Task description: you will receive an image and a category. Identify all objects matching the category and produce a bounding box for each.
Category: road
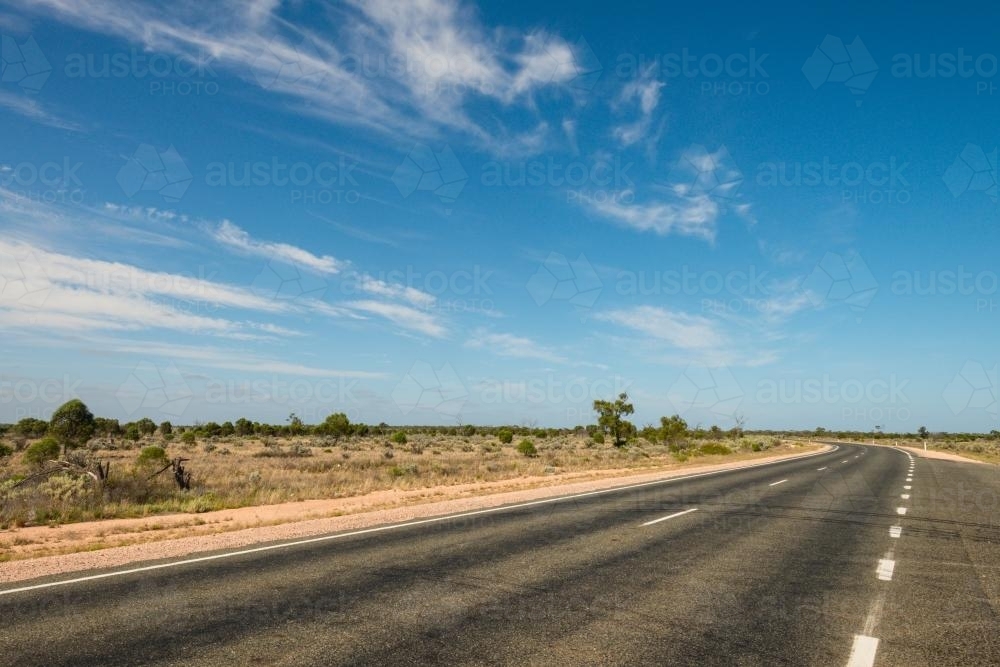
[3,443,999,666]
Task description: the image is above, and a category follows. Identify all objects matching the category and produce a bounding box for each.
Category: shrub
[180,431,197,445]
[137,446,168,466]
[391,431,408,445]
[699,443,732,456]
[497,429,513,444]
[0,442,12,458]
[24,437,61,466]
[124,425,141,442]
[591,432,605,445]
[517,439,538,457]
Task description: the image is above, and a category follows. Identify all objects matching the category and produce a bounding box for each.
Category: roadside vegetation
[0,394,815,528]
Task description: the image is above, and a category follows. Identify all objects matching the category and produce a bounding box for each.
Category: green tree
[287,413,306,437]
[124,424,141,442]
[318,412,352,439]
[159,421,173,436]
[220,421,235,437]
[136,417,157,436]
[592,392,635,448]
[391,431,408,445]
[94,417,122,439]
[48,399,96,455]
[497,428,513,444]
[917,426,929,439]
[24,437,61,465]
[14,417,49,438]
[659,415,689,445]
[234,418,253,437]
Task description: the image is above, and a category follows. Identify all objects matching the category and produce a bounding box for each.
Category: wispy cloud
[595,305,779,368]
[465,329,567,363]
[210,220,346,275]
[346,299,447,338]
[0,90,81,131]
[23,0,586,154]
[611,68,664,149]
[584,188,719,241]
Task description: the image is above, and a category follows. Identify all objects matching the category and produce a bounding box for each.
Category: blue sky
[0,0,997,432]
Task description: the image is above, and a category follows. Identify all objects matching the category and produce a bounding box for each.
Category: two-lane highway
[3,443,999,666]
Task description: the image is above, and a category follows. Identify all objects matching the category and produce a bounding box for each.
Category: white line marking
[906,477,912,482]
[903,485,911,490]
[897,507,907,515]
[0,445,836,597]
[817,467,828,471]
[769,479,788,486]
[901,494,910,500]
[889,526,902,538]
[641,507,699,526]
[877,559,896,581]
[846,634,880,667]
[843,459,849,463]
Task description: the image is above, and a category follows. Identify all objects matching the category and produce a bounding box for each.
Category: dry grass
[0,432,793,529]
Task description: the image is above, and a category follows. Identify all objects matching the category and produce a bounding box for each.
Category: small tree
[14,417,49,438]
[318,412,352,440]
[24,437,61,466]
[917,426,929,439]
[48,399,96,455]
[234,418,254,437]
[659,415,689,445]
[497,428,514,444]
[159,421,173,436]
[136,418,157,437]
[391,431,408,445]
[592,392,635,448]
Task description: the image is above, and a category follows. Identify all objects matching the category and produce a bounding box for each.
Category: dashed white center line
[846,634,880,667]
[904,485,911,490]
[877,558,896,581]
[901,494,910,500]
[906,477,913,482]
[817,466,828,471]
[768,479,788,487]
[842,459,849,463]
[889,526,902,538]
[641,507,698,527]
[897,507,908,515]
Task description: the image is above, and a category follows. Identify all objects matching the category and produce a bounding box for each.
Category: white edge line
[0,445,834,596]
[641,507,699,527]
[847,634,879,667]
[768,479,788,487]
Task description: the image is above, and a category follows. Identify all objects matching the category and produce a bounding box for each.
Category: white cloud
[585,190,719,241]
[611,69,664,148]
[596,306,725,350]
[210,220,346,275]
[465,329,567,363]
[0,90,81,131]
[346,299,447,338]
[24,0,585,154]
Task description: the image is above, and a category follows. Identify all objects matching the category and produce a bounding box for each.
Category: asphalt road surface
[3,443,999,666]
